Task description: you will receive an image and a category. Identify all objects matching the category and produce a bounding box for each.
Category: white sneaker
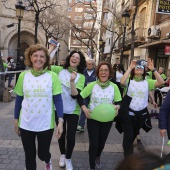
[45,159,52,170]
[65,159,73,170]
[59,154,66,168]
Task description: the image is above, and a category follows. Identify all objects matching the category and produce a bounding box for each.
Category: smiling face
[69,53,80,69]
[30,50,46,71]
[99,65,110,83]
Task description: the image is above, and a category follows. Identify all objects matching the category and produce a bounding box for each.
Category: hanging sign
[164,45,170,55]
[156,0,170,14]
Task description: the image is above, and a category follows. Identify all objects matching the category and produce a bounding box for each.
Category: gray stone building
[0,0,69,64]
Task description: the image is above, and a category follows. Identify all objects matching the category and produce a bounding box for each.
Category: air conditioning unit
[166,32,170,37]
[148,25,161,37]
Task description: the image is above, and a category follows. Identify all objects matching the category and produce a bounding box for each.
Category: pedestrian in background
[14,44,64,170]
[120,59,164,157]
[77,58,96,132]
[81,62,122,170]
[154,67,168,107]
[111,63,125,97]
[7,58,15,88]
[16,56,26,84]
[60,59,66,67]
[50,45,86,170]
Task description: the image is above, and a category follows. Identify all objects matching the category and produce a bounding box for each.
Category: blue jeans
[78,98,89,127]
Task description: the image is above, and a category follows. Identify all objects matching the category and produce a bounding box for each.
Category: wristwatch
[152,68,157,73]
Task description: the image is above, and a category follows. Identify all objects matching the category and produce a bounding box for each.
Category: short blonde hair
[24,44,50,69]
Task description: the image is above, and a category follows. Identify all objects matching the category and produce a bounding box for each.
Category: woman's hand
[56,122,63,139]
[160,129,166,137]
[147,58,154,71]
[70,71,77,83]
[14,119,20,137]
[129,60,137,69]
[81,105,91,119]
[48,44,56,54]
[114,105,120,116]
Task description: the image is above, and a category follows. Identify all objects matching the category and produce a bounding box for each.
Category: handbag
[142,110,152,132]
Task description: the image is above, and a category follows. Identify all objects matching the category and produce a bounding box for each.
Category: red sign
[164,45,170,55]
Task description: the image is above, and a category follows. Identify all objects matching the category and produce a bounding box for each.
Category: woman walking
[120,59,164,157]
[14,44,64,170]
[81,62,122,170]
[50,47,86,170]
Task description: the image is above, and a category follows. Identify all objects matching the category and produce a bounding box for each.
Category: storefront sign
[164,45,170,55]
[156,0,170,14]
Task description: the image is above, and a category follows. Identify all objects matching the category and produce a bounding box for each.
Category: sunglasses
[135,65,144,69]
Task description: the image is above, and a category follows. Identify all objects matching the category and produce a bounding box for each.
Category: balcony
[118,27,146,48]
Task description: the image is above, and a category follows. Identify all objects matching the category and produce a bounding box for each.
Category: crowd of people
[7,42,170,170]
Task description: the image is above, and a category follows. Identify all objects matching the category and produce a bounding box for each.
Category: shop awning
[139,39,170,48]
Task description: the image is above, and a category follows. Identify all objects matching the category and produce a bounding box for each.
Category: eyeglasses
[135,65,144,70]
[99,69,109,72]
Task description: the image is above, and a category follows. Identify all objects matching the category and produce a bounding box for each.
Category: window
[85,0,95,2]
[76,0,84,3]
[74,16,83,20]
[84,13,93,19]
[68,0,72,3]
[75,8,83,12]
[104,13,108,20]
[68,7,72,11]
[86,8,93,12]
[83,22,93,28]
[75,24,82,28]
[73,40,81,45]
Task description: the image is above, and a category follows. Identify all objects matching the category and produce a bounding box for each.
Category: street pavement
[0,79,170,169]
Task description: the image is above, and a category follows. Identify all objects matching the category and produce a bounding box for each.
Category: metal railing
[118,27,147,47]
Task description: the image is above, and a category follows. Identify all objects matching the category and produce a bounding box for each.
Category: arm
[147,58,164,88]
[120,60,137,86]
[159,90,170,137]
[70,71,78,96]
[14,95,23,137]
[53,94,63,139]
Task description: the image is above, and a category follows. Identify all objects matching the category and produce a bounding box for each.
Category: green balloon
[90,103,116,122]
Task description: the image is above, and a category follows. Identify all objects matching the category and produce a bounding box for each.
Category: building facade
[0,0,68,64]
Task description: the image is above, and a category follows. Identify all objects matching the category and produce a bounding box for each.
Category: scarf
[133,76,143,82]
[97,79,110,89]
[68,66,77,73]
[31,68,47,77]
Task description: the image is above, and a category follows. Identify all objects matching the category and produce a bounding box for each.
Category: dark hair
[63,50,86,74]
[130,67,146,80]
[115,151,169,170]
[95,62,113,79]
[24,44,50,69]
[113,64,125,74]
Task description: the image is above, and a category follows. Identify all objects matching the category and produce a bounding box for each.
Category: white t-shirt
[81,82,122,111]
[51,66,85,115]
[14,70,62,132]
[116,71,123,82]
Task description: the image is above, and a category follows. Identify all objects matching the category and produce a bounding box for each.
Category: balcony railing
[118,27,147,48]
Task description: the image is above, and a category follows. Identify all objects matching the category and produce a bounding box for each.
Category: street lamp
[15,0,25,62]
[120,10,130,64]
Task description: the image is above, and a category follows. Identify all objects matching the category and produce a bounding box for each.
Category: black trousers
[154,89,162,105]
[87,119,113,169]
[20,128,54,170]
[56,114,79,159]
[122,114,147,157]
